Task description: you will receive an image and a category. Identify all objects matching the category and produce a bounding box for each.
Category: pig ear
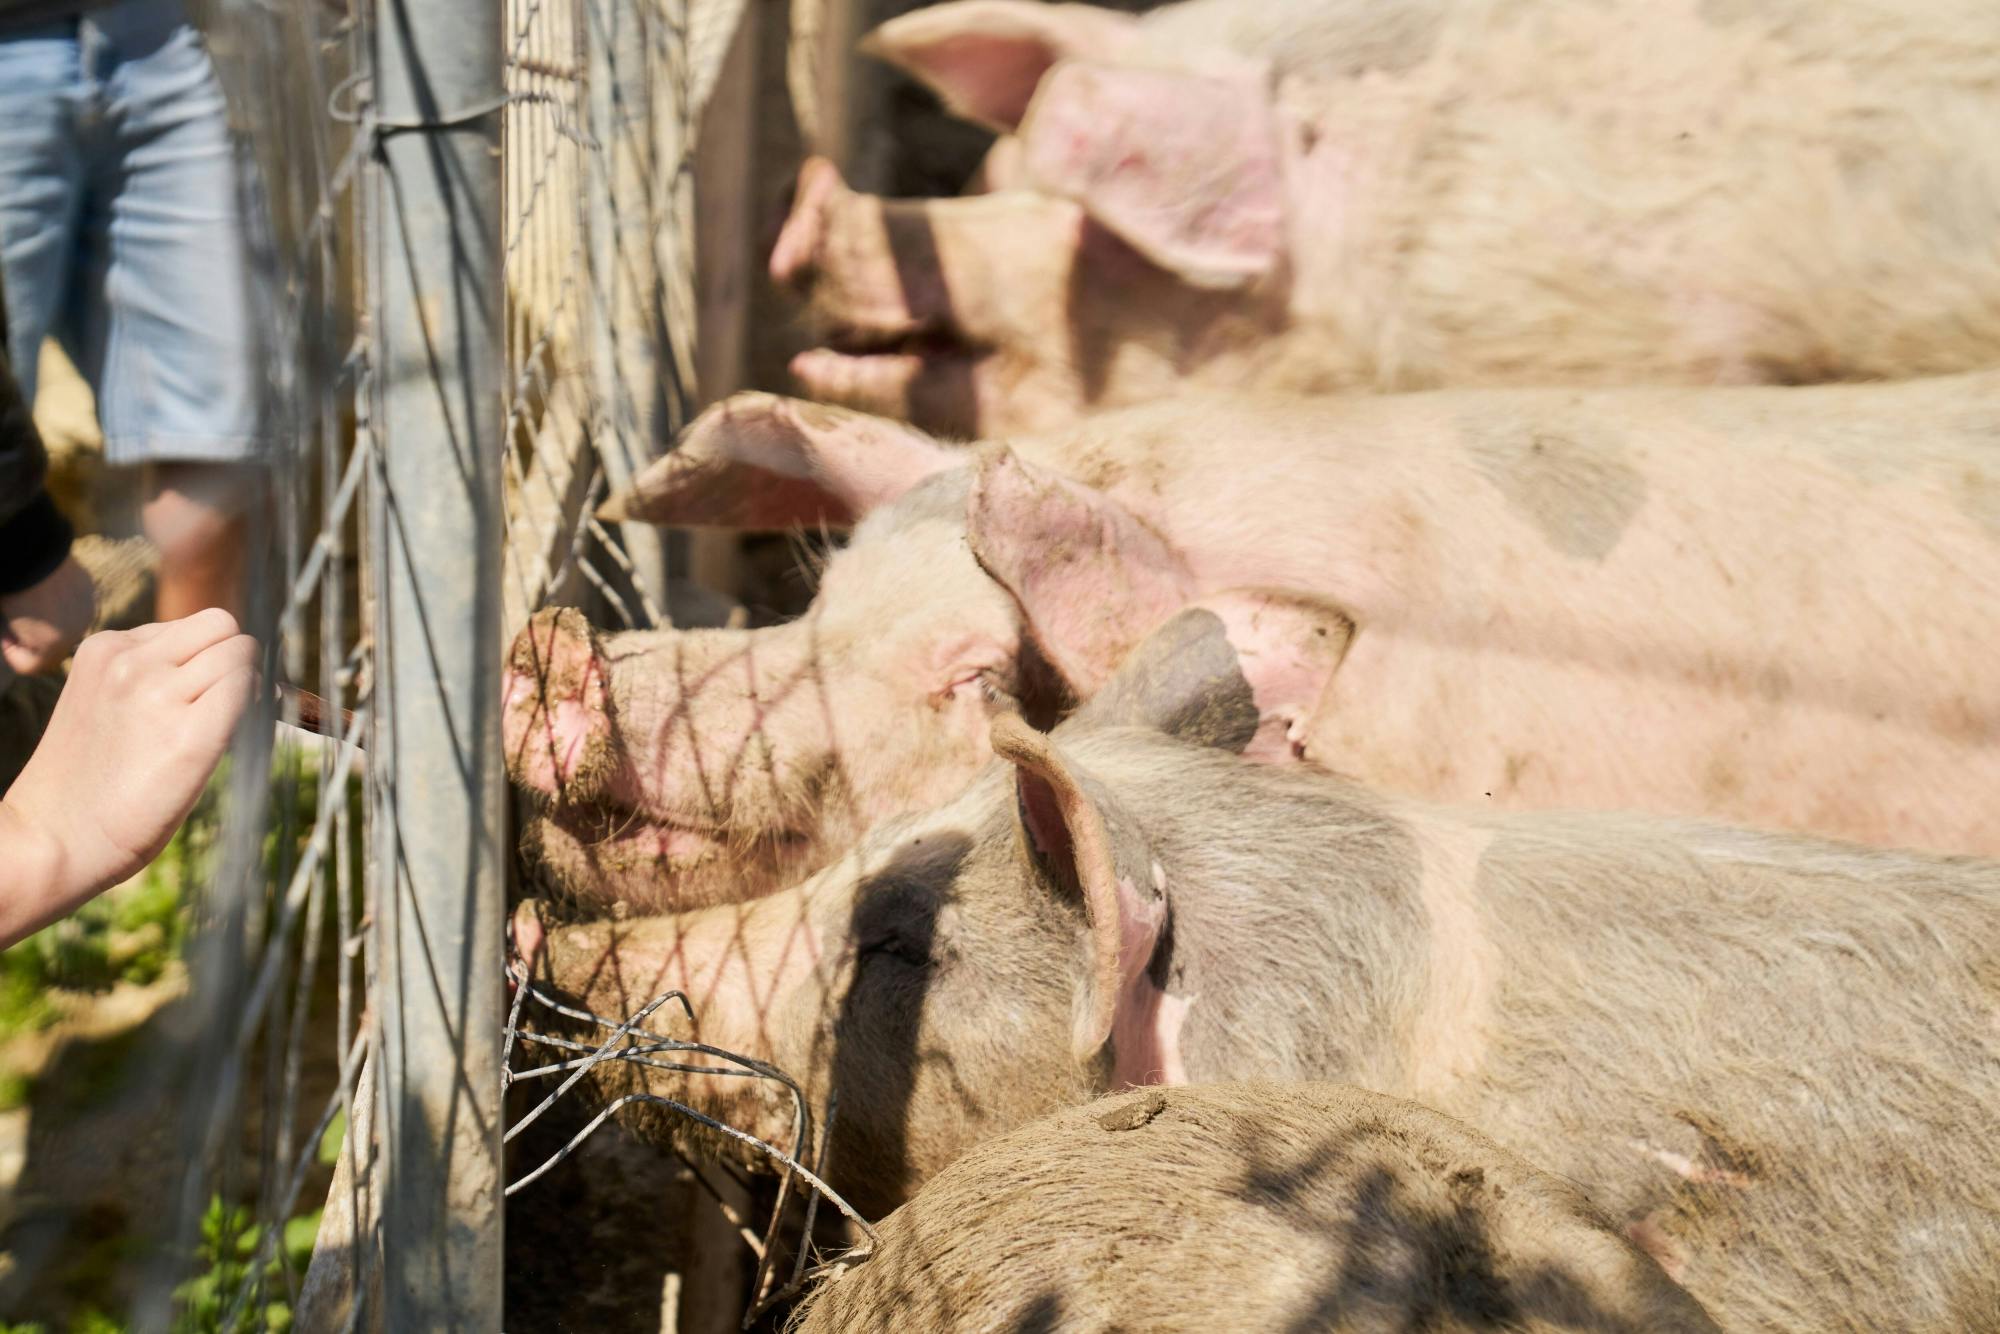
[1068,592,1351,764]
[1020,62,1284,288]
[598,392,957,530]
[966,446,1196,693]
[861,2,1142,134]
[991,713,1165,1064]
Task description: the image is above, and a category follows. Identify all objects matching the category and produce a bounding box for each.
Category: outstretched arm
[0,608,256,948]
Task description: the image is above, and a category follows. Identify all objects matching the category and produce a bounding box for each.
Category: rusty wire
[502,964,878,1324]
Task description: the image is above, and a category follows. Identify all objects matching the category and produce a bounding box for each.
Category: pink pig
[512,631,2000,1328]
[503,375,2000,913]
[775,0,2000,434]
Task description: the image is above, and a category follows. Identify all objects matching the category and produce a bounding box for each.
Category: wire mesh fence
[0,0,772,1328]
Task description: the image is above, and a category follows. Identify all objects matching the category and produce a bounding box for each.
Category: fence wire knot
[503,963,877,1325]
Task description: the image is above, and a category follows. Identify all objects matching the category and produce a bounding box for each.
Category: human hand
[1,554,96,676]
[2,609,257,913]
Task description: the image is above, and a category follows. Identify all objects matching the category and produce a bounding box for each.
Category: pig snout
[504,613,857,914]
[770,155,843,289]
[503,606,612,804]
[769,156,942,340]
[772,154,1101,433]
[769,157,955,425]
[523,894,835,1163]
[509,899,547,977]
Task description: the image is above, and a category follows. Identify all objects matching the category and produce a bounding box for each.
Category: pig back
[793,1081,1718,1333]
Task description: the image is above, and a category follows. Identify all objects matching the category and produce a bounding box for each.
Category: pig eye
[857,931,930,969]
[942,668,1014,710]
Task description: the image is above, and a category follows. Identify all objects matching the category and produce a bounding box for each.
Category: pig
[791,1082,1721,1333]
[775,0,2000,434]
[513,610,2000,1331]
[503,375,2000,911]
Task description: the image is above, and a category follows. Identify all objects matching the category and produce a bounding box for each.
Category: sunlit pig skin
[517,681,2000,1331]
[777,0,2000,434]
[790,1083,1723,1334]
[507,373,2000,917]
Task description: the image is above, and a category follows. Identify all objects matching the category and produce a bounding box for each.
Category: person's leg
[81,1,269,620]
[142,460,260,621]
[0,21,89,412]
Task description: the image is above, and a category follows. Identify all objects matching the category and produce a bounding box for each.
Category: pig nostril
[770,206,821,287]
[510,904,547,971]
[770,156,843,287]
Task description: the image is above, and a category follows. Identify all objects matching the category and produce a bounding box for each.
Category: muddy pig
[777,0,2000,434]
[503,375,2000,911]
[514,612,2000,1331]
[793,1082,1719,1334]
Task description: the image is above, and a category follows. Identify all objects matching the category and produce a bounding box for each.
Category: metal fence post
[589,0,675,617]
[368,0,507,1327]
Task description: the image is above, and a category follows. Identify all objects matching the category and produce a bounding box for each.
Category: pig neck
[1117,741,2000,1326]
[1111,729,2000,1109]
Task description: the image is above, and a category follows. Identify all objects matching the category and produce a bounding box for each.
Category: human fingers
[174,632,260,703]
[137,607,243,666]
[186,661,258,754]
[0,634,47,677]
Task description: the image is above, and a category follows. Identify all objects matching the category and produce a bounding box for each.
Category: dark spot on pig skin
[1695,0,1751,26]
[1464,422,1648,562]
[1754,662,1792,704]
[1702,754,1745,805]
[1096,1089,1168,1132]
[1674,1109,1767,1184]
[1010,1293,1066,1334]
[1068,608,1260,752]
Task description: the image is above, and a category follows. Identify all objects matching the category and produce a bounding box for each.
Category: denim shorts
[0,0,266,465]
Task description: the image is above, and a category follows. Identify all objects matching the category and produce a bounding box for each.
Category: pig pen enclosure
[0,0,1076,1328]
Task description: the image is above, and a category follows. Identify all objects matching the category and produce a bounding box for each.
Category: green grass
[0,786,215,1045]
[168,1195,324,1334]
[0,743,364,1332]
[166,1115,345,1333]
[0,740,360,1044]
[0,1193,328,1334]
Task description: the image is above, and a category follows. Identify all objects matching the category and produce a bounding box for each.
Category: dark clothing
[0,2,115,34]
[0,275,71,597]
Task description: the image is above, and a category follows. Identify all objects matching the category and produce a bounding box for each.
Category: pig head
[503,394,1027,911]
[776,0,2000,434]
[503,392,1341,912]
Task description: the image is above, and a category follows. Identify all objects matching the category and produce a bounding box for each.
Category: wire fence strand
[0,0,758,1327]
